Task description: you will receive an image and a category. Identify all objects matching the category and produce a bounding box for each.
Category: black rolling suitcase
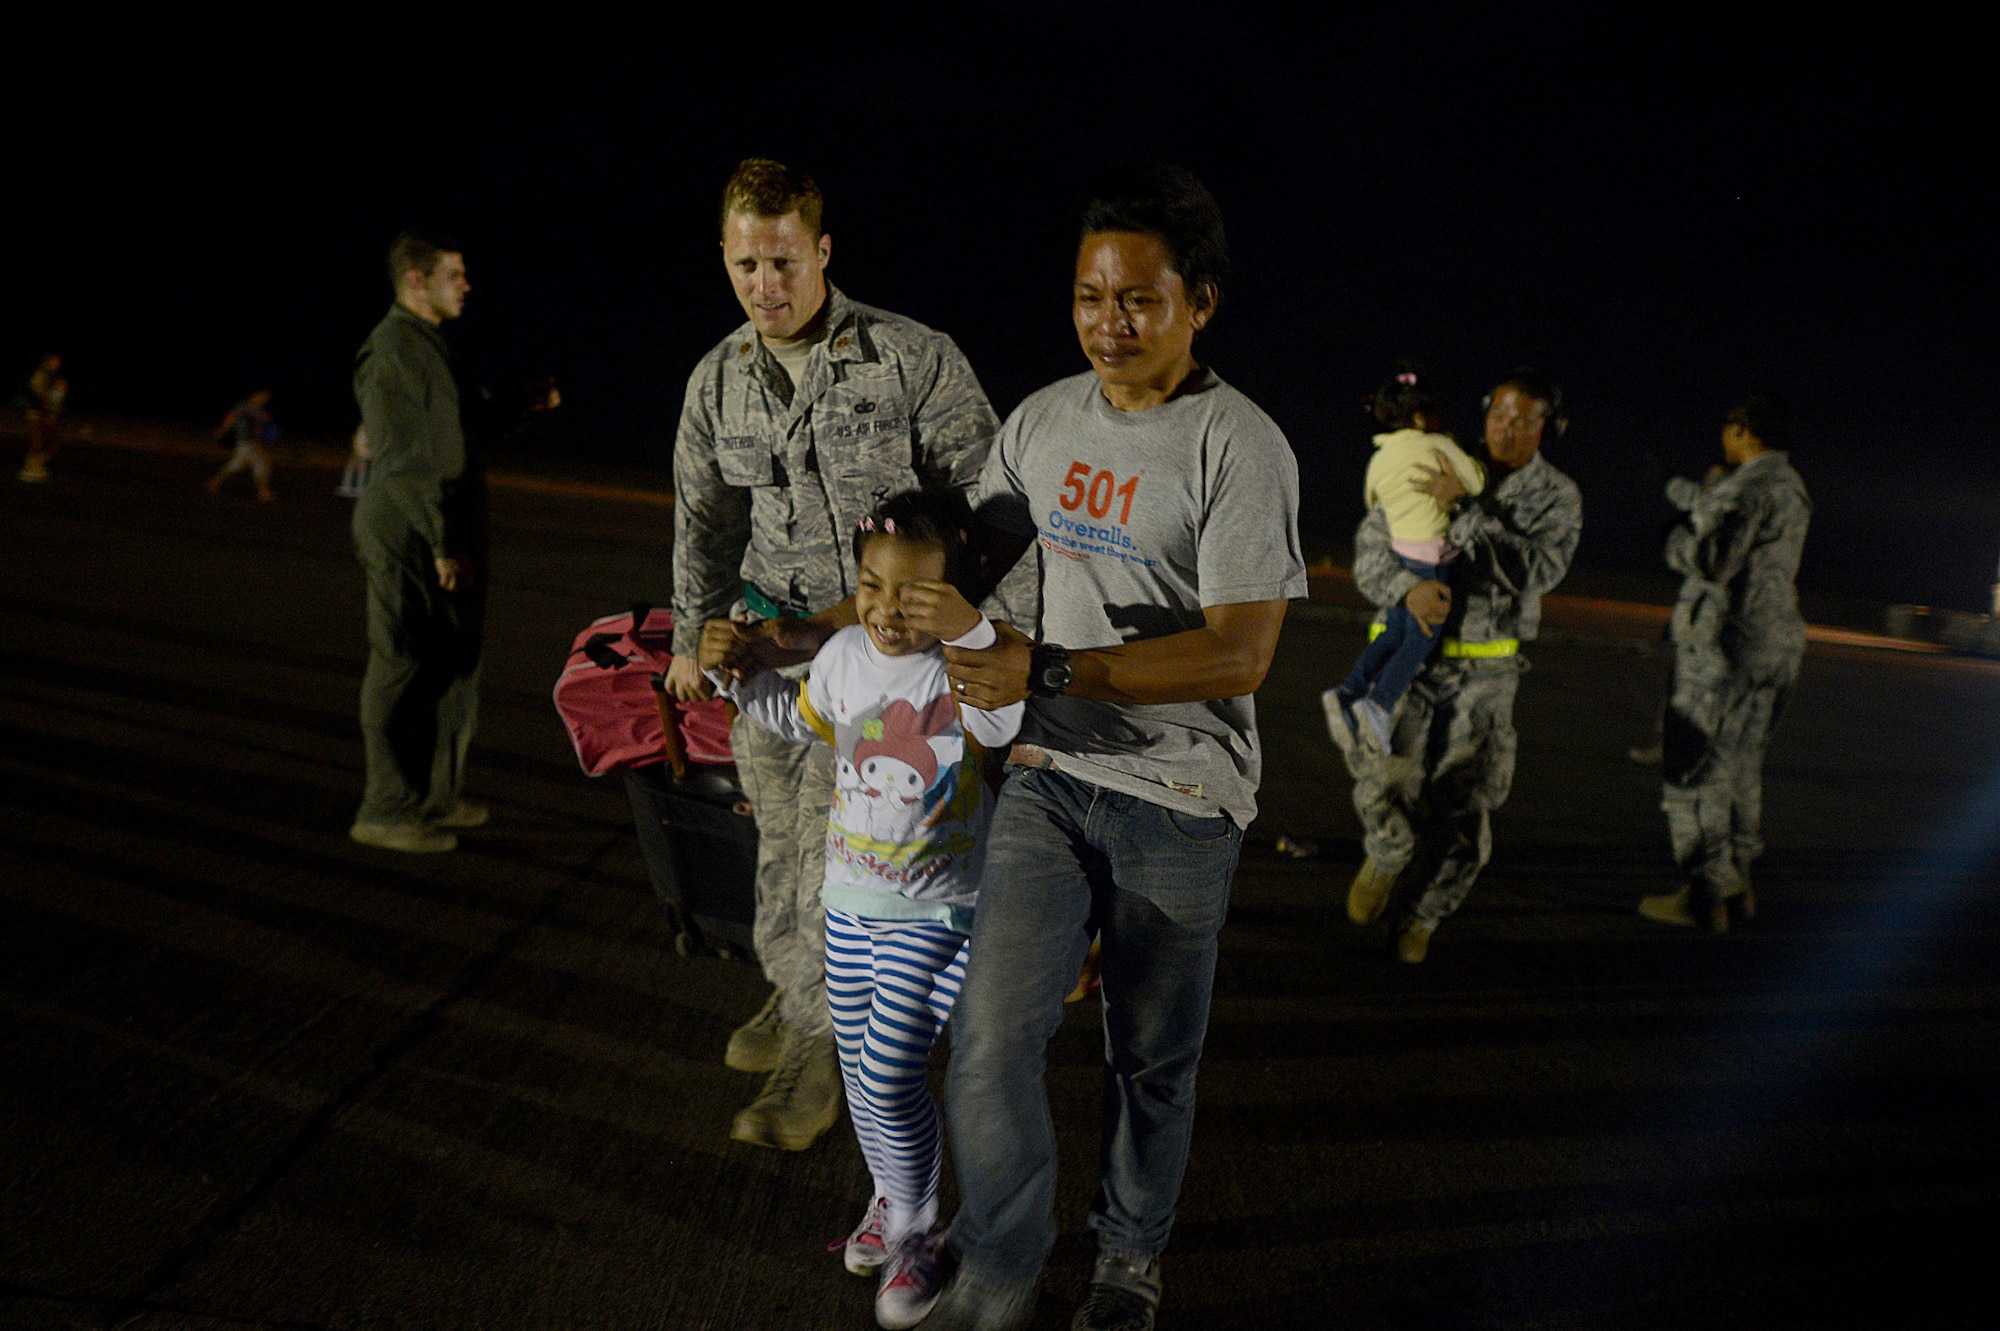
[624,763,760,960]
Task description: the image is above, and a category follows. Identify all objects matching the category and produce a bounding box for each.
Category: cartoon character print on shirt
[835,752,866,814]
[830,693,979,870]
[849,695,955,841]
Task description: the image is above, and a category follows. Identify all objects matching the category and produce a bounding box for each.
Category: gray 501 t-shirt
[977,368,1307,826]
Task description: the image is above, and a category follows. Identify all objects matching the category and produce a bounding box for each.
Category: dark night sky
[9,6,1998,607]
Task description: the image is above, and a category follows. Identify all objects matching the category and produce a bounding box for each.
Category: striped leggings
[824,908,969,1242]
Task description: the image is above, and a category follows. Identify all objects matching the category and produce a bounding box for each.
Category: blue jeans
[944,767,1243,1283]
[1337,554,1443,711]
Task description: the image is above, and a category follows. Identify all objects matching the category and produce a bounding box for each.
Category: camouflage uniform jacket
[1353,451,1583,643]
[1664,449,1810,687]
[671,285,999,657]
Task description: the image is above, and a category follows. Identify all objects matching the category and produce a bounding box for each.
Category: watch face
[1029,646,1069,696]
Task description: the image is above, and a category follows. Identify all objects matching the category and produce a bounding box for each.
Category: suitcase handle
[627,602,652,637]
[649,672,688,780]
[583,634,628,670]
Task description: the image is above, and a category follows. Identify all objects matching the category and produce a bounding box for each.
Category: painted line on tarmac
[14,423,1966,656]
[1305,559,1949,656]
[12,419,676,508]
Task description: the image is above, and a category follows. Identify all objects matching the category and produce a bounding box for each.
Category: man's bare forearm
[809,599,859,632]
[1068,601,1288,705]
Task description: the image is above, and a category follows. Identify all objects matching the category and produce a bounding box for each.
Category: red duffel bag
[553,603,735,776]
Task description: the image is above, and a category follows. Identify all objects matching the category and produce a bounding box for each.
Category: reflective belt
[1368,623,1519,658]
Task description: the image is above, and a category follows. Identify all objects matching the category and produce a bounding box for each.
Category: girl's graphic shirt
[725,620,1024,932]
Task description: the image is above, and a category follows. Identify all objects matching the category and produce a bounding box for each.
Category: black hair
[1369,359,1447,431]
[1077,164,1229,312]
[852,488,977,590]
[1726,393,1793,450]
[387,229,460,289]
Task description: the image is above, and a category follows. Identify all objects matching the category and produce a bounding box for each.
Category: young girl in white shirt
[717,488,1023,1330]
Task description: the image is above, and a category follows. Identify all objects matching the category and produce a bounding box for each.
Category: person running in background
[1639,393,1809,932]
[709,489,1024,1329]
[206,388,277,501]
[18,353,66,483]
[1324,364,1484,752]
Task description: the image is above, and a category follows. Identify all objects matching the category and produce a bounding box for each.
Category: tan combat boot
[1638,884,1695,926]
[1347,858,1401,926]
[1638,884,1729,933]
[349,820,456,853]
[1730,872,1757,921]
[731,1027,841,1151]
[725,989,786,1073]
[432,799,491,829]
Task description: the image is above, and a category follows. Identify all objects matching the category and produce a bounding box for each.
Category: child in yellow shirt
[1327,366,1485,752]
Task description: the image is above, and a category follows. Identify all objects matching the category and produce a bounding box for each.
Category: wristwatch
[1028,642,1074,697]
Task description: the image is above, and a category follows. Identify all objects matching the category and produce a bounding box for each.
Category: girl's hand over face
[899,581,982,643]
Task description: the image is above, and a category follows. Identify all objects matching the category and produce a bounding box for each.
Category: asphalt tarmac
[5,439,1999,1330]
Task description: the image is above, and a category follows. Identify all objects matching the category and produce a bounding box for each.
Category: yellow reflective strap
[1443,637,1519,658]
[1364,622,1519,658]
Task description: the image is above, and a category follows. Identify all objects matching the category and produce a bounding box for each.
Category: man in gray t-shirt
[925,167,1305,1331]
[975,366,1304,827]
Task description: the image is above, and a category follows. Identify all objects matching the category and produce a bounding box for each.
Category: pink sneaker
[875,1227,945,1330]
[828,1196,889,1275]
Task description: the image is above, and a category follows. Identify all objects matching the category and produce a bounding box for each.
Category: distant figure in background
[348,230,492,854]
[1991,552,1999,618]
[1340,370,1581,964]
[206,388,277,501]
[1640,394,1810,932]
[1324,363,1485,753]
[18,353,66,483]
[338,424,370,498]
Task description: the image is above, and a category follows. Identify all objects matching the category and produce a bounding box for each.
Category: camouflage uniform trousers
[1344,658,1521,927]
[1660,667,1794,895]
[732,710,837,1039]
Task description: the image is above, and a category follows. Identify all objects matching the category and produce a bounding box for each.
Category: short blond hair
[720,158,824,237]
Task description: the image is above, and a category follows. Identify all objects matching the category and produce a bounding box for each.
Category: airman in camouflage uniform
[669,159,1016,1150]
[1339,374,1582,962]
[1642,399,1809,931]
[672,283,1003,649]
